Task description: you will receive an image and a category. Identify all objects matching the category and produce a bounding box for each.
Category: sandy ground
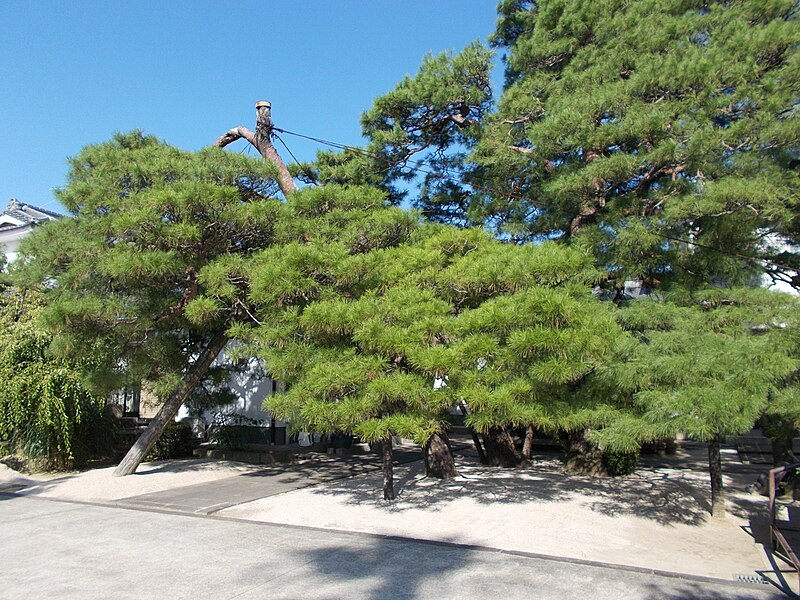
[0,444,787,583]
[0,459,264,502]
[219,453,774,581]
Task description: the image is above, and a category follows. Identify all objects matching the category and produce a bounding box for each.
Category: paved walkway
[0,494,784,600]
[117,450,422,514]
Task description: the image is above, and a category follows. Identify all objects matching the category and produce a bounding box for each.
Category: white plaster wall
[1,224,35,262]
[176,350,286,428]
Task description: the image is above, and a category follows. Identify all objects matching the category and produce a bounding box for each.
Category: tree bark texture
[482,426,525,467]
[563,429,607,476]
[383,436,395,501]
[708,437,726,518]
[522,425,535,459]
[424,429,458,479]
[214,102,297,198]
[113,333,229,476]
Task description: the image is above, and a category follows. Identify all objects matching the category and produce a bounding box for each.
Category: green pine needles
[245,185,624,459]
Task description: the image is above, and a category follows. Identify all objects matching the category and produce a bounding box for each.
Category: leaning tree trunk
[563,429,607,476]
[482,426,525,467]
[471,429,488,464]
[708,436,726,518]
[383,436,395,501]
[215,101,297,198]
[113,333,229,476]
[424,429,458,479]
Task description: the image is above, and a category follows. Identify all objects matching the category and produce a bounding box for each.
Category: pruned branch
[215,102,298,197]
[215,126,256,148]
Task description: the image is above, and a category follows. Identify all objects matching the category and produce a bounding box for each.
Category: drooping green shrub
[0,321,111,469]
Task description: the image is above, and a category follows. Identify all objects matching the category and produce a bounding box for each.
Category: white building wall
[176,348,287,429]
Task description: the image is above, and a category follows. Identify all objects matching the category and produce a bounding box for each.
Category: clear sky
[1,1,502,213]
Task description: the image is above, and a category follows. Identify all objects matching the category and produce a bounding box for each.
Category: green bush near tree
[145,421,193,461]
[0,287,117,469]
[602,447,641,477]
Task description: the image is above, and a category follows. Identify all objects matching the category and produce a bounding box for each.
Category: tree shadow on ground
[267,534,784,600]
[274,536,482,600]
[301,442,772,529]
[641,581,786,599]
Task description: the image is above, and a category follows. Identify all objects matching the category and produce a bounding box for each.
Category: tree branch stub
[215,101,298,197]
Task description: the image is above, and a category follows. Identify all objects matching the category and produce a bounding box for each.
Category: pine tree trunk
[522,425,535,459]
[563,429,607,476]
[471,429,488,464]
[383,436,395,501]
[708,437,726,518]
[458,402,487,463]
[482,426,525,467]
[424,429,458,479]
[113,333,229,477]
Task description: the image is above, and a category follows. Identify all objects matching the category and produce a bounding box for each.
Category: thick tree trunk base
[563,429,608,477]
[383,437,395,501]
[482,427,526,467]
[424,430,458,479]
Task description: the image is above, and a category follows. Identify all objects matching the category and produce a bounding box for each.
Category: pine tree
[229,184,425,499]
[477,0,800,291]
[338,1,800,482]
[245,185,626,497]
[15,131,283,475]
[310,42,494,217]
[351,1,799,290]
[600,287,800,516]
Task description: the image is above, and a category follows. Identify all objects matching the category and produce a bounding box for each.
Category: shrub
[0,327,114,469]
[603,447,641,477]
[145,421,193,461]
[209,412,263,450]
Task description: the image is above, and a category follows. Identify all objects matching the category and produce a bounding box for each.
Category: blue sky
[1,1,502,213]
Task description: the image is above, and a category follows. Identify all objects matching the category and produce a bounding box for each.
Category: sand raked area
[0,442,785,584]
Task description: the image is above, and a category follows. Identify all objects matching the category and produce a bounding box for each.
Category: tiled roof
[2,199,62,224]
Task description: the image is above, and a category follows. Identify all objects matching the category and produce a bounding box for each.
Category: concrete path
[0,494,784,600]
[117,449,423,514]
